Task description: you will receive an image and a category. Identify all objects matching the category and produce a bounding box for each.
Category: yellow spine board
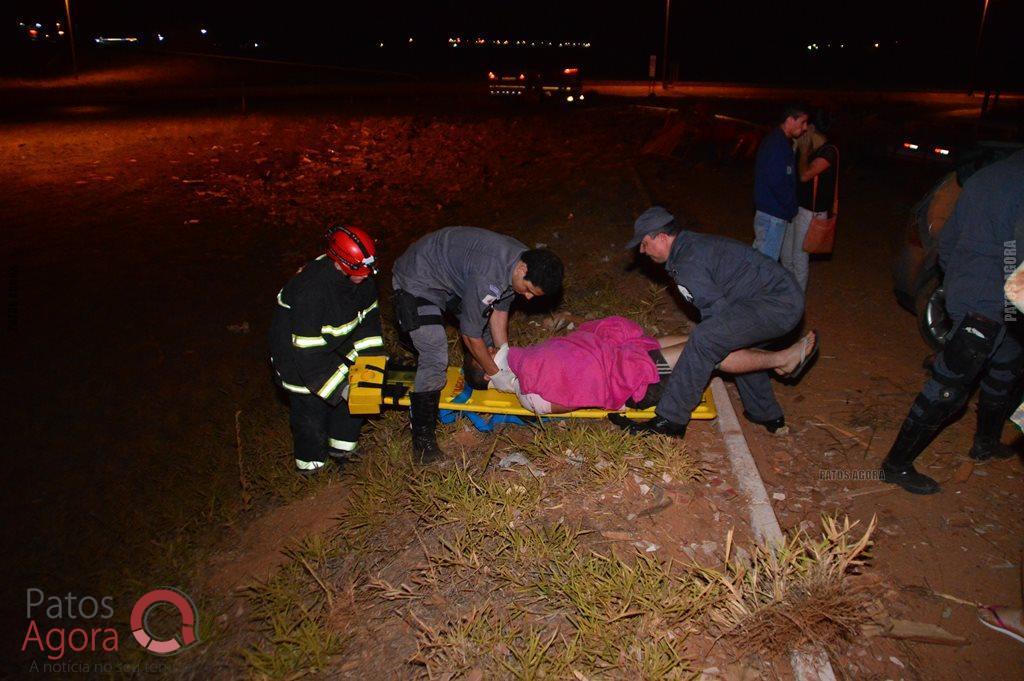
[347,356,716,420]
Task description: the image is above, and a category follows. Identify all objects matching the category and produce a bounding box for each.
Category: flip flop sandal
[978,605,1024,645]
[786,331,818,381]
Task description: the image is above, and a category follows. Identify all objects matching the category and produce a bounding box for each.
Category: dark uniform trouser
[408,302,494,393]
[287,392,364,468]
[657,297,801,424]
[914,316,1023,420]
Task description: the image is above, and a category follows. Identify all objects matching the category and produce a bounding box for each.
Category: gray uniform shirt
[392,227,526,337]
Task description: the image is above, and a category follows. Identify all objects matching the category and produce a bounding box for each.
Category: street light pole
[968,0,990,96]
[63,0,78,76]
[661,0,672,89]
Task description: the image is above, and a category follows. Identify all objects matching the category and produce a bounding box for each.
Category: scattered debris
[952,461,974,483]
[864,618,966,646]
[497,451,546,477]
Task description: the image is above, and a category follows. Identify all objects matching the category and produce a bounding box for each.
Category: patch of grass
[231,373,875,681]
[241,533,350,678]
[408,462,543,531]
[415,520,705,679]
[568,278,679,336]
[336,413,416,552]
[511,421,705,486]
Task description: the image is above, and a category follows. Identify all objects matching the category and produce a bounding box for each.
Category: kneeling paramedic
[392,227,564,464]
[270,226,385,473]
[880,149,1024,495]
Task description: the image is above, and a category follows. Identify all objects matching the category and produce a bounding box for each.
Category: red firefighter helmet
[326,224,377,276]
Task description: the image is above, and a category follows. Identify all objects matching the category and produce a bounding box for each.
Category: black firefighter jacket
[270,255,384,406]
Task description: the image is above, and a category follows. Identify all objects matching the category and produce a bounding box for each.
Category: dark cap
[626,206,676,249]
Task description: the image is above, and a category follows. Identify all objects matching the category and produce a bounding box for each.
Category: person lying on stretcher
[464,316,815,415]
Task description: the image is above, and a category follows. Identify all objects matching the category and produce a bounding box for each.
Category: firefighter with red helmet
[269,225,384,473]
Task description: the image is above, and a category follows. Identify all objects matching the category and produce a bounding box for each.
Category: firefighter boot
[410,391,445,465]
[880,416,942,495]
[970,397,1017,461]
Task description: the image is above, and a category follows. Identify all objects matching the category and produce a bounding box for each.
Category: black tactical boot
[970,398,1017,461]
[409,391,445,465]
[879,417,941,494]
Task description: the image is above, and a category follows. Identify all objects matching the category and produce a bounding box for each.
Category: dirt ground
[3,87,1023,679]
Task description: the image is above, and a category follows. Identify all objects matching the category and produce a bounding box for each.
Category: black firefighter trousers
[288,392,365,471]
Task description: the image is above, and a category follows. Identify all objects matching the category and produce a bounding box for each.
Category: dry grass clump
[241,533,349,678]
[700,515,880,658]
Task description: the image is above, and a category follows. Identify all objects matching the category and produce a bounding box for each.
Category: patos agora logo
[22,587,199,663]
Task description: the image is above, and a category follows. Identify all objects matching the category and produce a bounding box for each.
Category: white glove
[488,368,518,393]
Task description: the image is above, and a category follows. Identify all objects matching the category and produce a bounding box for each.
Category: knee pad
[938,313,1003,382]
[911,383,968,424]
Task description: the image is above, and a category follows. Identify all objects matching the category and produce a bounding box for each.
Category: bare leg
[657,335,689,349]
[657,331,816,375]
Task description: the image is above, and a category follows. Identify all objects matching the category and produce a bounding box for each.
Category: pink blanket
[507,316,661,410]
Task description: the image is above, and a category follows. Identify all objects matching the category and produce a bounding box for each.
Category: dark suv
[893,142,1023,350]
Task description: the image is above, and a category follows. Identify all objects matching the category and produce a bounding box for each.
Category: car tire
[914,270,952,351]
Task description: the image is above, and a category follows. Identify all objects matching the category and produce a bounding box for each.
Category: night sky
[7,0,1020,87]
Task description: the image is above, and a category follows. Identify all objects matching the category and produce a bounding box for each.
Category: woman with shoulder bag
[781,109,838,291]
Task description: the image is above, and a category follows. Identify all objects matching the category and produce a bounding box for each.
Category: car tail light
[563,67,578,75]
[488,71,496,80]
[518,73,525,80]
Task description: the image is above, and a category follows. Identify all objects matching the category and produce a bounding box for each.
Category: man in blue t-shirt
[753,104,809,260]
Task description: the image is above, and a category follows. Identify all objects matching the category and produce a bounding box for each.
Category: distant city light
[934,147,950,156]
[408,37,414,44]
[377,41,384,48]
[157,33,165,41]
[199,28,208,35]
[253,42,260,48]
[444,35,589,49]
[903,142,919,150]
[448,35,590,49]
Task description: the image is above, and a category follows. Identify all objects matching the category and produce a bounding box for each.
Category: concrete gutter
[711,377,838,681]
